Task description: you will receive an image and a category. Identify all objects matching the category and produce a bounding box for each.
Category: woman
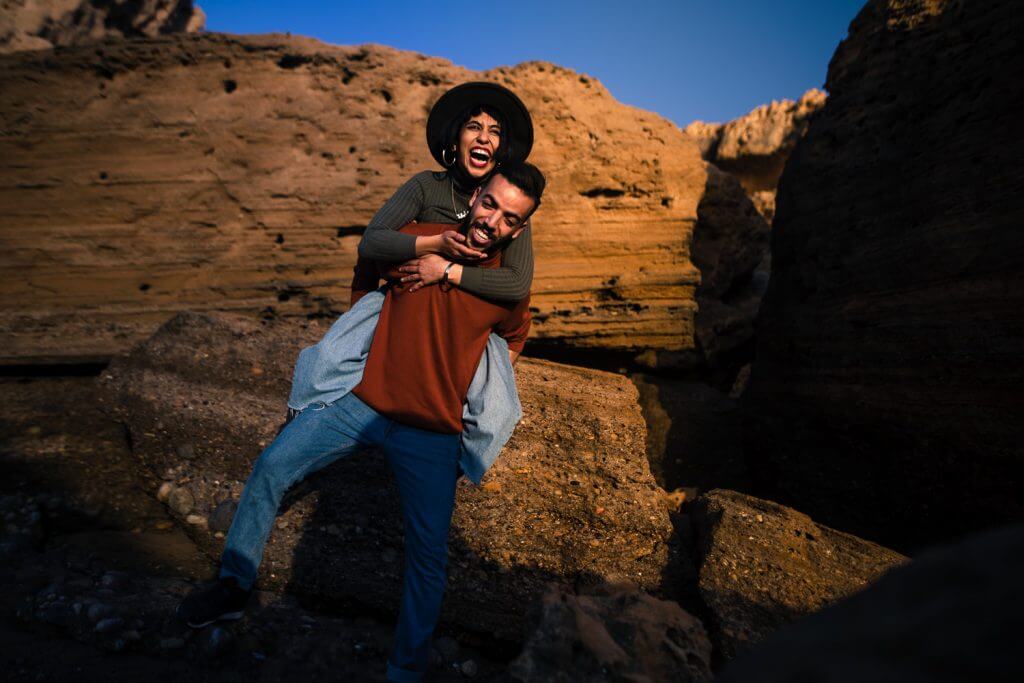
[354,81,535,301]
[290,81,536,416]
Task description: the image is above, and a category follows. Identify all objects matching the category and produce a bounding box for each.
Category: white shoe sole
[186,610,245,629]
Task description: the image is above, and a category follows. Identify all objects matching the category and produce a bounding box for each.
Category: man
[177,162,546,682]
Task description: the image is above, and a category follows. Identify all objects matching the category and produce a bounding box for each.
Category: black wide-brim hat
[426,81,534,167]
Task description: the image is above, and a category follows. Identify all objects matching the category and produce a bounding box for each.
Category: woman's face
[456,111,501,180]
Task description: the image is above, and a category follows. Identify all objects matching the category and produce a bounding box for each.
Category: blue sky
[200,0,865,125]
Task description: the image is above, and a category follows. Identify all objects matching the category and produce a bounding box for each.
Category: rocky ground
[0,374,510,681]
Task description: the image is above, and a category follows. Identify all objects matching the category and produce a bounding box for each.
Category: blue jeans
[218,391,461,682]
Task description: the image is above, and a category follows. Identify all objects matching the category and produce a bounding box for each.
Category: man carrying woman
[177,82,541,682]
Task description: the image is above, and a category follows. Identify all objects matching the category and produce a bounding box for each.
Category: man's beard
[459,217,514,256]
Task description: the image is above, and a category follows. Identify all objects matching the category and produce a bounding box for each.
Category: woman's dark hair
[441,103,513,166]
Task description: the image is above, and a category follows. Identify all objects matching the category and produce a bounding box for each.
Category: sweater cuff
[458,264,483,292]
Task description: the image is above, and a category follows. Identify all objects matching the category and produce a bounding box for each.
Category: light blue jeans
[219,391,461,682]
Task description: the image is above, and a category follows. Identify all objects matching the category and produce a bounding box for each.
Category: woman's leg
[219,393,384,589]
[381,424,462,682]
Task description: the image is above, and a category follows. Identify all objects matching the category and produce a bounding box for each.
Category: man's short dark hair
[495,161,546,216]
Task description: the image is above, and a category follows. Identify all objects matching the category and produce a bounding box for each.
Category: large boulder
[692,489,906,660]
[97,312,687,639]
[507,585,712,682]
[685,89,825,221]
[0,0,205,54]
[742,0,1024,549]
[0,33,765,366]
[715,524,1024,683]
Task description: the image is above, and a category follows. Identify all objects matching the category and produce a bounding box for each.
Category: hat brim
[426,82,534,168]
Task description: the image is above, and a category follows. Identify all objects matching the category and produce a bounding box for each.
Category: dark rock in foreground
[693,489,906,660]
[507,584,711,682]
[715,524,1024,683]
[98,312,684,640]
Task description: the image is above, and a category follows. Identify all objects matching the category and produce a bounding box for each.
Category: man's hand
[399,254,453,291]
[416,231,486,260]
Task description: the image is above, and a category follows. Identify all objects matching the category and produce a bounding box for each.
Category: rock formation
[715,524,1024,683]
[742,0,1024,549]
[0,0,205,53]
[0,33,766,367]
[508,585,712,682]
[685,89,826,221]
[97,312,688,639]
[692,490,906,660]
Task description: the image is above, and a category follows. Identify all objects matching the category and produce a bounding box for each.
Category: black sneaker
[176,576,251,628]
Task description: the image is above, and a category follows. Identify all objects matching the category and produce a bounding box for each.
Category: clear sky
[200,0,865,126]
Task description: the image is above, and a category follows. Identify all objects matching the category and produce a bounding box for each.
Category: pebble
[94,617,125,634]
[156,482,173,502]
[186,514,207,527]
[460,659,478,677]
[168,487,195,516]
[87,603,113,623]
[208,500,237,532]
[72,602,82,615]
[176,444,196,461]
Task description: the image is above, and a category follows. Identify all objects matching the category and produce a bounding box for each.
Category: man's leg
[381,424,461,682]
[219,392,385,589]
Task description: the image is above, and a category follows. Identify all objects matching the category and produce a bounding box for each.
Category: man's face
[463,175,536,253]
[457,111,501,180]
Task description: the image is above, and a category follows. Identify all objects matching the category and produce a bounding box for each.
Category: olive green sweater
[357,170,534,301]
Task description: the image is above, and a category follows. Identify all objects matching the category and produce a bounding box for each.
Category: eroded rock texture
[693,489,906,660]
[716,524,1024,683]
[742,0,1024,549]
[0,0,205,53]
[508,585,712,682]
[685,89,825,221]
[97,312,686,639]
[0,33,766,365]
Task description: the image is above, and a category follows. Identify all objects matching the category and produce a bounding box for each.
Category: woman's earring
[442,146,457,167]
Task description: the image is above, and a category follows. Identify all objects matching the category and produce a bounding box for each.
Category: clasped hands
[398,230,484,292]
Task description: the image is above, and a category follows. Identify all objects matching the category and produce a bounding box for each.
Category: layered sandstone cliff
[742,0,1024,548]
[0,0,205,53]
[685,89,825,221]
[0,33,766,365]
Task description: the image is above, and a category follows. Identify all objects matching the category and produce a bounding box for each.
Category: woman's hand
[413,230,485,260]
[436,230,486,260]
[399,254,453,291]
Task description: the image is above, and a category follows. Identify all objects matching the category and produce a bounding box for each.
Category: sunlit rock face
[685,89,826,222]
[692,489,906,660]
[0,0,205,53]
[98,312,688,639]
[742,0,1024,549]
[0,33,765,366]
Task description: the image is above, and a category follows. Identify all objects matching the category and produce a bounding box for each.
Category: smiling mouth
[468,147,492,168]
[470,225,492,247]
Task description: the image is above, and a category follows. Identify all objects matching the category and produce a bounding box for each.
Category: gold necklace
[450,177,468,220]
